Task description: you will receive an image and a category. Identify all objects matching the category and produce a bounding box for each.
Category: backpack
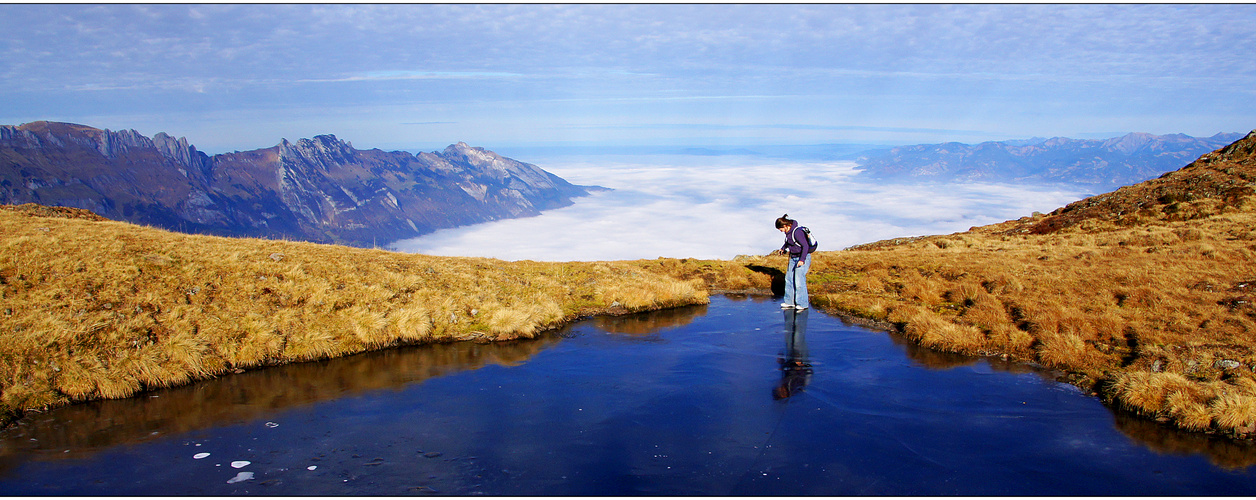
[792,226,818,253]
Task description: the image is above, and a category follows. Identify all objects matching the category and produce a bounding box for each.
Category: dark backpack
[791,226,818,253]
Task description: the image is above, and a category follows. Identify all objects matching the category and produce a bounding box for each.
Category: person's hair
[774,214,794,229]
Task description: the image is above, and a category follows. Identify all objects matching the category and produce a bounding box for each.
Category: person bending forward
[772,214,811,310]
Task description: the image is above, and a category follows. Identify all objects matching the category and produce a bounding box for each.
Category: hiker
[771,214,815,310]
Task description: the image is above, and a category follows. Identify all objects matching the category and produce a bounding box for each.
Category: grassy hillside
[642,131,1256,439]
[3,130,1254,441]
[0,204,707,427]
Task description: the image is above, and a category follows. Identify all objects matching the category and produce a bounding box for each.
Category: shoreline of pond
[5,294,1256,494]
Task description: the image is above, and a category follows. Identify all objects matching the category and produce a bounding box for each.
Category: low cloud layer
[389,155,1087,262]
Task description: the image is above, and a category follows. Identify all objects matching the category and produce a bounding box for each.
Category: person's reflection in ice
[773,308,813,400]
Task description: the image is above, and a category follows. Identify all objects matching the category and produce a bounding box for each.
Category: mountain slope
[0,121,591,247]
[993,130,1256,235]
[856,132,1244,188]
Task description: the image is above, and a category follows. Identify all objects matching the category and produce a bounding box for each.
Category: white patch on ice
[265,421,279,428]
[227,471,254,484]
[307,465,317,471]
[193,452,211,459]
[231,460,251,468]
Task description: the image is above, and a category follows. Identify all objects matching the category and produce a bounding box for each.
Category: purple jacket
[780,225,813,257]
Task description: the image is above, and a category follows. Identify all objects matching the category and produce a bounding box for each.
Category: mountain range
[0,121,592,247]
[4,121,1245,248]
[854,132,1245,189]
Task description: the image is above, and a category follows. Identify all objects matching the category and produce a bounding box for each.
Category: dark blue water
[3,295,1256,495]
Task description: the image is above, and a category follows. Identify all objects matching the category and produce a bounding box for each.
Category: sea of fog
[389,154,1090,261]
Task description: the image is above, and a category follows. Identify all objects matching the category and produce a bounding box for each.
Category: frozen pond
[3,295,1256,495]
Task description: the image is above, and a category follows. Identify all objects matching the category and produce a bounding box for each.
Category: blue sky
[2,3,1254,154]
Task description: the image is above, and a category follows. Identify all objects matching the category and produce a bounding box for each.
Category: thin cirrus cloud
[388,155,1087,262]
[297,71,526,84]
[1,3,1252,150]
[562,123,992,136]
[61,70,524,93]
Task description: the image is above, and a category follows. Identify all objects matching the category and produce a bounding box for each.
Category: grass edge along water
[0,203,708,428]
[644,130,1256,441]
[2,130,1256,440]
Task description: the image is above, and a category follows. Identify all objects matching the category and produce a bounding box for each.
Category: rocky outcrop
[0,121,592,247]
[856,131,1245,189]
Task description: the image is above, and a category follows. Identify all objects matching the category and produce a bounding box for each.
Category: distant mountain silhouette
[854,132,1244,189]
[0,121,593,247]
[1011,129,1256,235]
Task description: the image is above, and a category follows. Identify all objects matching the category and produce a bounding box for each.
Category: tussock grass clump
[891,305,987,354]
[0,205,707,427]
[627,256,777,293]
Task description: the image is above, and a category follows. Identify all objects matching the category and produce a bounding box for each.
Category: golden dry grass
[3,133,1254,441]
[0,205,708,427]
[639,133,1256,439]
[645,207,1256,438]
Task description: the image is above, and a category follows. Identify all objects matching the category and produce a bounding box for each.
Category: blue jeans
[784,254,810,308]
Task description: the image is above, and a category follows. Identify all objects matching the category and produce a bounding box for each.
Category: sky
[2,3,1252,261]
[2,3,1254,154]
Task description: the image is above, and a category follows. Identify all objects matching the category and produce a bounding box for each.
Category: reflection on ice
[775,309,812,400]
[0,335,561,474]
[2,296,1256,495]
[592,303,707,335]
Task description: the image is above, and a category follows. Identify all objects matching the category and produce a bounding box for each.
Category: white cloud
[298,71,525,84]
[388,155,1086,262]
[3,4,1252,148]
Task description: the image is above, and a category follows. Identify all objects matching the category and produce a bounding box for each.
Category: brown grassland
[0,204,707,428]
[640,130,1256,439]
[2,130,1254,442]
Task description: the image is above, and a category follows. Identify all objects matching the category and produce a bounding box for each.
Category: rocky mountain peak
[151,132,212,177]
[2,121,592,247]
[442,141,496,165]
[279,134,358,171]
[1103,132,1156,154]
[1041,136,1073,148]
[94,128,151,158]
[439,141,556,189]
